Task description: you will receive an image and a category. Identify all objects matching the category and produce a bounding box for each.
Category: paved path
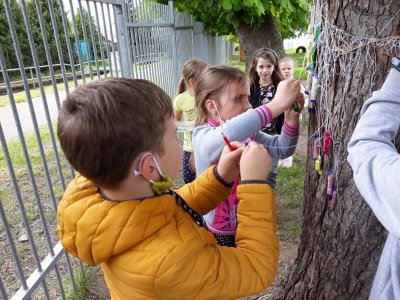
[0,91,68,141]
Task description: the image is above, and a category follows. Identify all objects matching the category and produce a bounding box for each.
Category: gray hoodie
[348,68,400,300]
[193,106,299,234]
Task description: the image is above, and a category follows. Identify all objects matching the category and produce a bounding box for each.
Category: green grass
[0,125,55,169]
[226,52,245,72]
[66,267,92,300]
[276,155,306,240]
[0,79,85,108]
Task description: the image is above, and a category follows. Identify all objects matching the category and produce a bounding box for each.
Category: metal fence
[0,0,234,298]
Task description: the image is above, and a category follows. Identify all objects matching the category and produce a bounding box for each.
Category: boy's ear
[137,155,159,181]
[205,99,217,114]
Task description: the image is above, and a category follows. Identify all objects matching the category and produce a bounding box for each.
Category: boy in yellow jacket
[57,78,279,299]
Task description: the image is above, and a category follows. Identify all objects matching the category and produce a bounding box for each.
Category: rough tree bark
[276,1,400,299]
[235,12,284,71]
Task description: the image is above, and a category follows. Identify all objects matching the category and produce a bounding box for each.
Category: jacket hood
[57,175,176,265]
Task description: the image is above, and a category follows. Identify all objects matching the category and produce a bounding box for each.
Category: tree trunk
[235,12,284,71]
[276,1,400,299]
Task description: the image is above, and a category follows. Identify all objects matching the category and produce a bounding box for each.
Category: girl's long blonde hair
[195,65,249,126]
[176,59,209,96]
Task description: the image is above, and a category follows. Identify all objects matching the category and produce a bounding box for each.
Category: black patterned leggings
[182,150,196,184]
[213,233,236,247]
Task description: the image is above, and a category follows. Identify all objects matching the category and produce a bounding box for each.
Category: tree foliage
[0,0,30,69]
[154,0,310,39]
[0,0,99,69]
[27,0,69,66]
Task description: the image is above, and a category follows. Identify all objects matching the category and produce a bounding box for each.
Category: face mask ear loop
[151,156,163,176]
[133,152,152,177]
[212,100,224,124]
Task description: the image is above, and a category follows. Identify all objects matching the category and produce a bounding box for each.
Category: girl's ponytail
[176,78,187,97]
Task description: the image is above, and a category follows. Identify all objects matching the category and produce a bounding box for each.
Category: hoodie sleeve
[193,108,269,168]
[255,121,299,158]
[347,69,400,238]
[154,183,278,299]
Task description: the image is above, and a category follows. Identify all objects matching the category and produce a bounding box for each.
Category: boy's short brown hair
[58,78,173,187]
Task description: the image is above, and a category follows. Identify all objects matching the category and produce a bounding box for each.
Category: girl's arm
[173,94,183,121]
[255,121,299,158]
[176,143,243,215]
[174,110,183,121]
[193,107,272,168]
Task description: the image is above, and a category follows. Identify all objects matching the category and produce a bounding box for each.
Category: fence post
[115,3,133,78]
[168,1,178,91]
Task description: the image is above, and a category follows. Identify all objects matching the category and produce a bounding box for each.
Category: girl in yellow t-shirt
[174,59,209,183]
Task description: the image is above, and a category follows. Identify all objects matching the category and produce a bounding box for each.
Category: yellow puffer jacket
[57,166,279,299]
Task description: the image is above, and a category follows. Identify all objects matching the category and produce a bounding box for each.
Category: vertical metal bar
[129,1,139,78]
[2,9,62,298]
[132,27,142,78]
[133,0,145,78]
[0,273,8,299]
[190,15,195,59]
[54,266,66,300]
[47,0,69,97]
[30,68,36,89]
[77,0,94,80]
[100,3,113,76]
[63,253,78,293]
[33,0,62,108]
[19,0,67,193]
[93,2,107,77]
[58,0,78,88]
[115,3,133,77]
[113,7,124,76]
[143,2,156,82]
[0,124,28,291]
[69,0,86,83]
[138,0,150,80]
[107,4,119,77]
[0,16,57,282]
[162,3,172,92]
[85,0,100,79]
[169,1,178,94]
[155,25,165,90]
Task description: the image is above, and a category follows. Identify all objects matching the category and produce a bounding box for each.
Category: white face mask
[133,152,163,183]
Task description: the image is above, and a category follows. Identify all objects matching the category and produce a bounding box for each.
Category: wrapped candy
[323,132,332,155]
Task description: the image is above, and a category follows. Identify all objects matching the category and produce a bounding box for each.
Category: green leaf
[270,5,276,16]
[287,0,294,12]
[222,0,232,10]
[243,0,253,8]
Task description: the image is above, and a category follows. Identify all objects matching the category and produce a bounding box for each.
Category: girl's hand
[285,91,305,125]
[217,141,244,184]
[240,142,272,181]
[266,79,301,117]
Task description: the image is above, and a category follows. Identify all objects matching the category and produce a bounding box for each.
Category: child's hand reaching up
[217,141,244,184]
[240,142,272,181]
[267,79,301,117]
[285,91,305,126]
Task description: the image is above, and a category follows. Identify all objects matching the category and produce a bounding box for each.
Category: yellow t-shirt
[174,91,196,152]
